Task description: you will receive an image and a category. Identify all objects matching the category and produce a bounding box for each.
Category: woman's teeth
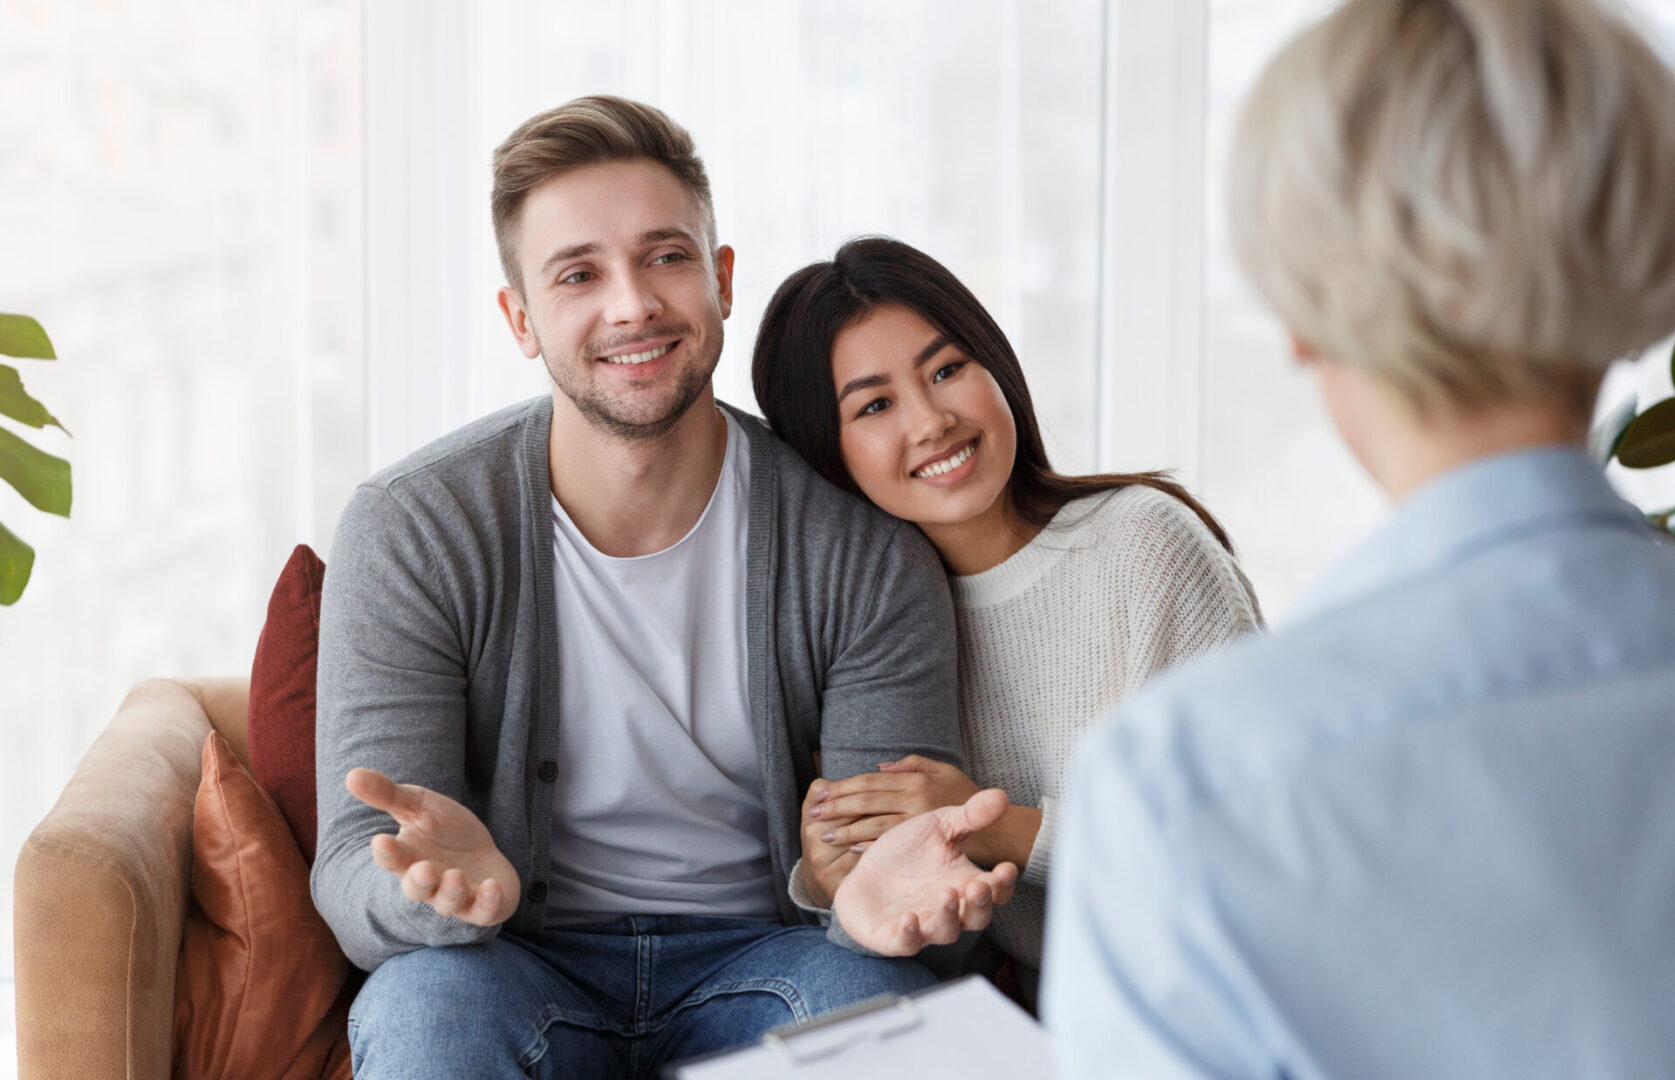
[603,342,674,365]
[914,442,975,478]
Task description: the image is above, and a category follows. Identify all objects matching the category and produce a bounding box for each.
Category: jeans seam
[635,929,655,1031]
[674,976,812,1026]
[346,1016,365,1076]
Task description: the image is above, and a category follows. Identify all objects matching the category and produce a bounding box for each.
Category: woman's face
[829,303,1017,529]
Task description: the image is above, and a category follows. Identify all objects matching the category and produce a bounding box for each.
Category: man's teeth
[914,442,975,478]
[602,342,675,365]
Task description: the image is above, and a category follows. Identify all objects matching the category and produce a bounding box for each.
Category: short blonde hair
[491,95,717,296]
[1230,0,1675,412]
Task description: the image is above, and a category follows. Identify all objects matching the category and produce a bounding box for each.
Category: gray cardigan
[311,397,963,971]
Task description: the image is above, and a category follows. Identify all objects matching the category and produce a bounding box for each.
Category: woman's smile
[910,437,981,482]
[828,304,1017,531]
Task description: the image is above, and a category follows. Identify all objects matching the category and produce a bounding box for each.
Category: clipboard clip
[761,993,924,1065]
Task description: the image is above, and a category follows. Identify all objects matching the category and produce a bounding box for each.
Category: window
[1,0,364,1014]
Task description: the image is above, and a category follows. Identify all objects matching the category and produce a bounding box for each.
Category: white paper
[670,976,1054,1080]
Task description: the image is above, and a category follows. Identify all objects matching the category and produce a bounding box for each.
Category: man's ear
[714,245,736,320]
[498,286,543,359]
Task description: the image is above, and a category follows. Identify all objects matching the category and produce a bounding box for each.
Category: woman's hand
[806,755,981,850]
[799,777,861,909]
[810,756,1043,871]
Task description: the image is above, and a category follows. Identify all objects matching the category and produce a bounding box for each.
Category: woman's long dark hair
[751,236,1232,550]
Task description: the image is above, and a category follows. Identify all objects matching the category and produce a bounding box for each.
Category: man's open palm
[833,788,1020,955]
[346,768,520,927]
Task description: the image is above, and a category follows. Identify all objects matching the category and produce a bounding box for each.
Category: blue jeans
[347,915,937,1078]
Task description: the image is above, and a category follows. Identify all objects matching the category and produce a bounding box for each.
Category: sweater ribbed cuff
[785,857,833,923]
[1021,796,1057,888]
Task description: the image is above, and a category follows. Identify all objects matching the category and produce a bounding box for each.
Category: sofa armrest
[13,678,226,1080]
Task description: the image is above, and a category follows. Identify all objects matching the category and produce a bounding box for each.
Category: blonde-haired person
[827,0,1675,1075]
[1037,0,1675,1076]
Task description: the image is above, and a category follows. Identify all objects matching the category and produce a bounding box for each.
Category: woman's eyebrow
[835,335,953,404]
[836,373,889,404]
[912,334,952,368]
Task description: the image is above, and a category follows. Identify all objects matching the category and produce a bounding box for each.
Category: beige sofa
[13,676,251,1079]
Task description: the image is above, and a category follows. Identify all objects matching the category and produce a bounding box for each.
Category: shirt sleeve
[1042,717,1275,1080]
[1121,493,1264,692]
[1027,492,1261,894]
[310,484,502,971]
[1019,795,1059,888]
[817,518,966,779]
[815,518,970,965]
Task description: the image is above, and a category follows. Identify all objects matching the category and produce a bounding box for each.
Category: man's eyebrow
[538,229,702,280]
[639,227,702,247]
[540,242,599,278]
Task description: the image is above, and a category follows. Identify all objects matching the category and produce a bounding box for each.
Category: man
[310,96,987,1078]
[1037,0,1675,1077]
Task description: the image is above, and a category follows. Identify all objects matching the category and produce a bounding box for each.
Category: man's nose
[603,269,663,325]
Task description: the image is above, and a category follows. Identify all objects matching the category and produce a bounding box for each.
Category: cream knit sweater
[952,485,1262,972]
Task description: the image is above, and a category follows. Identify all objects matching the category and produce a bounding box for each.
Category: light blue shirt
[1042,447,1675,1080]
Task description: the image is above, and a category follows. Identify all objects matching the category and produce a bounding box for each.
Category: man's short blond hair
[1230,0,1675,413]
[491,95,717,296]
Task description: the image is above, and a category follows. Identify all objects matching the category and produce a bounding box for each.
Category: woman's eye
[932,361,965,382]
[859,398,890,416]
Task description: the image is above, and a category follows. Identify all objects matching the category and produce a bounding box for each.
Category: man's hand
[832,789,1020,956]
[800,777,860,908]
[345,768,520,927]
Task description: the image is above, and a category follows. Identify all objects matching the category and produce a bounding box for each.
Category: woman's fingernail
[814,788,830,803]
[820,832,836,844]
[808,805,823,819]
[852,842,870,853]
[877,761,896,769]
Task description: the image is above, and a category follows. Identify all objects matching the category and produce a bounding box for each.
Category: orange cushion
[173,731,354,1080]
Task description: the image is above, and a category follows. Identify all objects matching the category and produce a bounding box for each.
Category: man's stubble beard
[537,316,724,442]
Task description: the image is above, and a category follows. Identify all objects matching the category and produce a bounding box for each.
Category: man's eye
[559,270,593,285]
[932,361,965,382]
[859,398,890,416]
[653,251,687,265]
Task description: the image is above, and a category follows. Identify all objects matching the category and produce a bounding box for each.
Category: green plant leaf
[0,314,55,360]
[1589,393,1637,464]
[0,365,65,431]
[0,519,34,605]
[1617,398,1675,469]
[0,426,71,515]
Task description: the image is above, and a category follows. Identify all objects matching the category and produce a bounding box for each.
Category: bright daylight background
[5,0,1675,1066]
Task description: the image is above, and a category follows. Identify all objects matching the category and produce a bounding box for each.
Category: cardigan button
[527,880,548,903]
[537,760,558,783]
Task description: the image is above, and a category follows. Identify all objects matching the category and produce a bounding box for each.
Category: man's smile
[598,340,677,365]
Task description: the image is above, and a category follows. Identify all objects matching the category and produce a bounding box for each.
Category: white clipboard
[666,975,1054,1079]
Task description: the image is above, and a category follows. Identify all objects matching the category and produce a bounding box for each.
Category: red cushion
[248,543,325,862]
[173,731,353,1079]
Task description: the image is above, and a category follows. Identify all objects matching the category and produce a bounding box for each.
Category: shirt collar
[1290,445,1649,622]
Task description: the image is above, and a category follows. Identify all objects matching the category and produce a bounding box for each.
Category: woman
[751,236,1263,1001]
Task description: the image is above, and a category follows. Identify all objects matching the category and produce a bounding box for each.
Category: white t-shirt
[544,411,777,925]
